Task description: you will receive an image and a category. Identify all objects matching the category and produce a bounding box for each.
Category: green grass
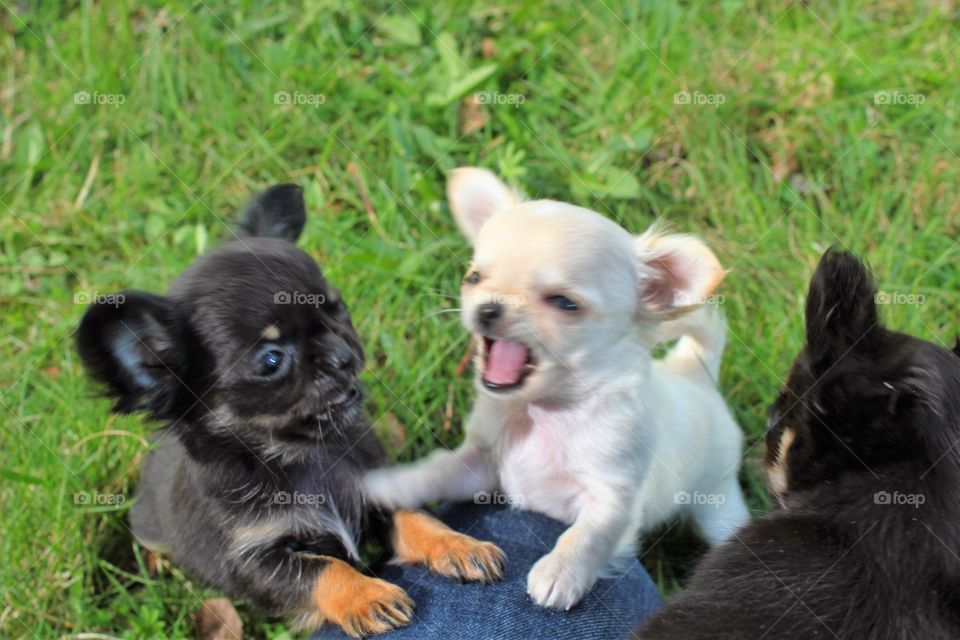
[2,0,958,637]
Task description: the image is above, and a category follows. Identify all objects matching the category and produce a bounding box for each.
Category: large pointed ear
[634,229,726,318]
[804,249,879,371]
[76,291,196,419]
[238,183,306,242]
[447,167,520,244]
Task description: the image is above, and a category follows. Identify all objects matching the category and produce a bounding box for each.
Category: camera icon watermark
[874,290,925,306]
[475,91,526,108]
[274,291,326,307]
[673,91,726,109]
[74,490,126,506]
[74,291,125,307]
[674,491,726,508]
[474,490,525,507]
[274,90,326,108]
[873,91,925,108]
[73,90,126,108]
[874,490,925,508]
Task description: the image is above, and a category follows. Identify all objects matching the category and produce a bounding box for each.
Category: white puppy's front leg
[364,395,506,509]
[363,441,497,510]
[527,496,631,610]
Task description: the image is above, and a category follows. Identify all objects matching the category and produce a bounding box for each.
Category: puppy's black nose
[315,336,356,372]
[476,303,503,329]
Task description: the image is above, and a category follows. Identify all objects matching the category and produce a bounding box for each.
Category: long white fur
[364,168,750,610]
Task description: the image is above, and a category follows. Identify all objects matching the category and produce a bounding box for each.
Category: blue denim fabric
[312,503,662,640]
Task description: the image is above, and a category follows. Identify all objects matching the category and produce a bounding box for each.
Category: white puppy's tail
[658,305,727,384]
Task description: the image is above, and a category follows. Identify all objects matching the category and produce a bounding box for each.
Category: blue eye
[254,345,289,378]
[464,271,481,285]
[545,295,579,312]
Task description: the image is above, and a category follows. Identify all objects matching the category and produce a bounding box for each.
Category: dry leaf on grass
[459,95,488,135]
[381,413,408,451]
[481,37,496,58]
[444,383,455,433]
[196,598,243,640]
[456,338,476,376]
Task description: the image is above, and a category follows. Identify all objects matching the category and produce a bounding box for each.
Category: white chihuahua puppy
[365,168,750,610]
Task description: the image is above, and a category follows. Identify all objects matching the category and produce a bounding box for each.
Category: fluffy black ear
[804,249,880,371]
[238,183,306,242]
[76,291,196,419]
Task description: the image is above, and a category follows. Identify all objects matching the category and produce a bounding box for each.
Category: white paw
[526,551,594,610]
[363,469,410,509]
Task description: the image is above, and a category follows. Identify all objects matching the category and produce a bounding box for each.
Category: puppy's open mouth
[480,337,536,391]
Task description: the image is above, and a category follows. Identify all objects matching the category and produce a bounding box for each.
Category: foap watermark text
[274,91,326,108]
[271,491,326,506]
[674,491,726,508]
[74,291,125,307]
[875,291,925,307]
[74,490,126,506]
[674,292,725,306]
[674,91,725,108]
[874,491,925,508]
[474,490,525,507]
[274,291,326,307]
[873,91,925,108]
[74,90,126,107]
[475,91,525,107]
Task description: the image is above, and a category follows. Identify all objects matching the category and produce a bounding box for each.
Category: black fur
[77,185,392,622]
[636,249,960,639]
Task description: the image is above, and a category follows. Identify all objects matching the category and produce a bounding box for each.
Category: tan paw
[392,510,506,582]
[311,556,415,637]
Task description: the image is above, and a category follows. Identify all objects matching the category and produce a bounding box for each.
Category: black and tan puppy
[636,250,960,639]
[77,185,504,637]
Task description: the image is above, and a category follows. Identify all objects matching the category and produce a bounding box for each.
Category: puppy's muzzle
[476,303,504,331]
[316,344,356,373]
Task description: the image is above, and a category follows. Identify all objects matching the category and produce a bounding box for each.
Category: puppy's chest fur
[235,457,367,551]
[498,404,611,524]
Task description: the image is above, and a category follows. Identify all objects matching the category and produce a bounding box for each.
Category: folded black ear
[76,291,194,419]
[805,249,880,371]
[238,183,306,242]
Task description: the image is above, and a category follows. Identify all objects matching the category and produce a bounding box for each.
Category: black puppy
[77,185,505,637]
[636,250,960,639]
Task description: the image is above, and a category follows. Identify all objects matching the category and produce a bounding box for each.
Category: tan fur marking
[229,518,289,557]
[767,428,795,498]
[392,510,505,583]
[261,325,281,340]
[305,556,413,637]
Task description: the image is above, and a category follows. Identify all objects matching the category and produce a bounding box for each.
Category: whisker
[421,290,460,301]
[418,308,462,322]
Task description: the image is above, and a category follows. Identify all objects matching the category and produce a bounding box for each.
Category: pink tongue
[484,340,529,385]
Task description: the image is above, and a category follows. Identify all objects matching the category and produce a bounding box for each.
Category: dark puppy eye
[464,270,481,285]
[545,294,579,312]
[254,344,290,378]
